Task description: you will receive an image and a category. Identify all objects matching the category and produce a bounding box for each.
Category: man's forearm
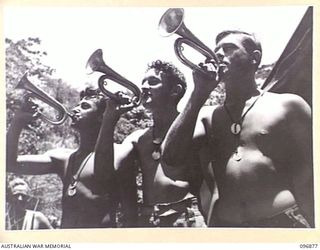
[94,113,118,183]
[6,120,25,170]
[162,92,206,165]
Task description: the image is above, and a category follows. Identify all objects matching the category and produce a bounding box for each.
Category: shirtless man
[96,60,206,227]
[6,87,117,228]
[6,177,53,230]
[162,30,314,227]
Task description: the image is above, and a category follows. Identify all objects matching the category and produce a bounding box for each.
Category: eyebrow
[214,42,237,52]
[142,76,161,84]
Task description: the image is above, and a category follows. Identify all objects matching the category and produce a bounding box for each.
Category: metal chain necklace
[224,92,264,161]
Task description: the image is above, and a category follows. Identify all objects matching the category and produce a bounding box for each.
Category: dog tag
[152,150,161,160]
[68,187,77,196]
[231,123,241,135]
[67,181,78,197]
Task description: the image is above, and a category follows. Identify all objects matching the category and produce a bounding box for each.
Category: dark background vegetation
[5,37,273,228]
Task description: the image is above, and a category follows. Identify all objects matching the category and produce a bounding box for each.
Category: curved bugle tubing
[15,73,72,125]
[86,49,141,108]
[159,8,220,76]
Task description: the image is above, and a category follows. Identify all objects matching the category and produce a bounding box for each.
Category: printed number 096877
[300,244,318,248]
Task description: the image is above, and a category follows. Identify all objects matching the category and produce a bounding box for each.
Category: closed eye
[142,77,161,86]
[81,102,91,109]
[214,43,237,53]
[223,44,237,53]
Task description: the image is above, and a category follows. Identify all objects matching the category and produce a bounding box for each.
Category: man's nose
[142,81,150,89]
[71,106,80,113]
[215,48,225,61]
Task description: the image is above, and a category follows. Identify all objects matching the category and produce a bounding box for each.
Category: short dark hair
[216,30,262,67]
[79,87,107,116]
[146,60,187,103]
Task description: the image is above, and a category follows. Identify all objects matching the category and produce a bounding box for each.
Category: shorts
[139,196,207,227]
[214,205,311,228]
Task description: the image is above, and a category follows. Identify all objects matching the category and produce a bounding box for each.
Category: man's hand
[103,93,133,122]
[192,58,221,96]
[14,96,41,126]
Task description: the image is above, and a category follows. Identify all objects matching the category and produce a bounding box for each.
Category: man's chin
[70,122,79,129]
[142,99,152,108]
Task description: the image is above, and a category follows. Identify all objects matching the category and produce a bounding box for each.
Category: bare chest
[210,101,288,156]
[208,102,290,184]
[135,132,186,181]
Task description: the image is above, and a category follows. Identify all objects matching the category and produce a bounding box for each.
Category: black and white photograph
[2,2,318,246]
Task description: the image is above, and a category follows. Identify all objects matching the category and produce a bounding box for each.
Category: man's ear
[170,84,183,98]
[251,50,262,66]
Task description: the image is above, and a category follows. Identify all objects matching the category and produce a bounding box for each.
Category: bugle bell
[15,73,72,125]
[86,49,141,108]
[159,8,220,76]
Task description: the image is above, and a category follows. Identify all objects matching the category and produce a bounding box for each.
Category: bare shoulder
[263,92,310,113]
[33,211,53,228]
[199,104,222,129]
[44,148,75,162]
[33,211,47,219]
[122,128,149,144]
[199,105,220,122]
[114,128,148,167]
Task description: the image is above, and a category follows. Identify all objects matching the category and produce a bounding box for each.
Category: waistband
[214,204,310,228]
[141,195,198,217]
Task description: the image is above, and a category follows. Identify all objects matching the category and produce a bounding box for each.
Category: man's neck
[225,75,259,106]
[78,130,99,153]
[152,106,179,137]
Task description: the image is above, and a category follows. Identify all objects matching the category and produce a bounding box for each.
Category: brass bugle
[159,8,220,76]
[86,49,141,108]
[15,73,73,125]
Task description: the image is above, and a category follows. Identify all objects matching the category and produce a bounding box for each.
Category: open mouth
[218,62,229,75]
[141,89,152,103]
[71,114,80,124]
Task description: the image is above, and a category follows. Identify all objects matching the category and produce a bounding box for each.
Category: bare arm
[6,105,67,177]
[162,70,219,166]
[93,98,141,227]
[94,100,122,184]
[285,94,314,226]
[114,130,145,227]
[35,212,54,229]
